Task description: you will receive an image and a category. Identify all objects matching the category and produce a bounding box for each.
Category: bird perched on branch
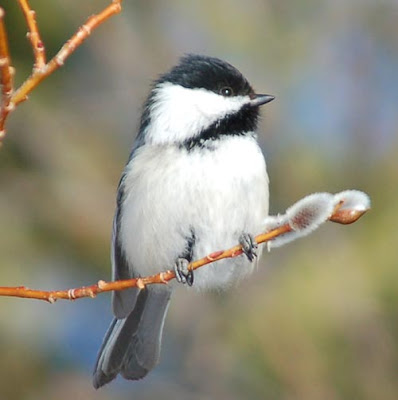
[93,54,274,388]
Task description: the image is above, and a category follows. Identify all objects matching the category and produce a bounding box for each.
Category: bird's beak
[249,94,275,107]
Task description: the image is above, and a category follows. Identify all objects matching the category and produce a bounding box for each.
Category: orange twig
[0,207,366,303]
[12,0,122,106]
[0,0,123,141]
[17,0,46,70]
[0,7,14,139]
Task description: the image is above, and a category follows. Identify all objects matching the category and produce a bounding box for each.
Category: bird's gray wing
[111,133,148,319]
[111,174,140,319]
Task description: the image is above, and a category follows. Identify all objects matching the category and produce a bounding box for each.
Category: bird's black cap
[158,54,254,97]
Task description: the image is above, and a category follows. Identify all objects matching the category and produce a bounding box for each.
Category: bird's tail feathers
[93,285,172,389]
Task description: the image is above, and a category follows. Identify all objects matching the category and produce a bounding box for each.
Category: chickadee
[93,54,274,388]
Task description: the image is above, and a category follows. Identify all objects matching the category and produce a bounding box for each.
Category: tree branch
[0,7,14,139]
[18,0,46,70]
[0,191,370,303]
[0,0,123,142]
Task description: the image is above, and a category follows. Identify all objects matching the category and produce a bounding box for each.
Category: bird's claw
[239,233,258,262]
[174,258,194,286]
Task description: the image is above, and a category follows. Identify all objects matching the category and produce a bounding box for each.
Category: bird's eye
[220,87,233,97]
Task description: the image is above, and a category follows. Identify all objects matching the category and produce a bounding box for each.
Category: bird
[93,54,274,388]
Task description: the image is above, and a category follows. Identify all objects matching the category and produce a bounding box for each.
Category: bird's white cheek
[195,95,247,122]
[147,83,250,145]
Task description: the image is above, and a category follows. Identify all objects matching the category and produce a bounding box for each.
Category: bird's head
[140,54,274,147]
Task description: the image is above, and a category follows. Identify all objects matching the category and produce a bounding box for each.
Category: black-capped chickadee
[93,54,274,388]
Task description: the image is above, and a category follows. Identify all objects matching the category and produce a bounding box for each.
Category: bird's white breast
[120,135,269,290]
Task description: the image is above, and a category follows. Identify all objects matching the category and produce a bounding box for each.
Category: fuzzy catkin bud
[265,193,335,249]
[333,190,371,212]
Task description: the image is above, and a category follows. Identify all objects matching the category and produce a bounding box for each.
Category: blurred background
[1,1,398,399]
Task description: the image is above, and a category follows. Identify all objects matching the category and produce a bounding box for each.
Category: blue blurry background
[1,1,397,399]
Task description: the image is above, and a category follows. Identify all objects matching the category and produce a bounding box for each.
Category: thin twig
[0,0,123,140]
[18,0,46,70]
[12,0,122,106]
[0,207,366,303]
[0,7,14,139]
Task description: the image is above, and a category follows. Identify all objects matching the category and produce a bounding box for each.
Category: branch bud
[265,193,335,248]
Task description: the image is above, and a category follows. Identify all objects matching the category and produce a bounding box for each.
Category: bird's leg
[174,258,194,286]
[174,229,195,286]
[239,233,258,262]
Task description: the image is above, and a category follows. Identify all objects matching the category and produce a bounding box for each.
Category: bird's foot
[239,233,258,262]
[174,258,194,286]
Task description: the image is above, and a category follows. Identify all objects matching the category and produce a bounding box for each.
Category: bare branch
[0,0,123,141]
[0,7,14,139]
[0,191,370,303]
[17,0,46,70]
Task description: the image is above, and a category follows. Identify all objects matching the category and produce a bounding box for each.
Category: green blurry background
[1,1,397,399]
